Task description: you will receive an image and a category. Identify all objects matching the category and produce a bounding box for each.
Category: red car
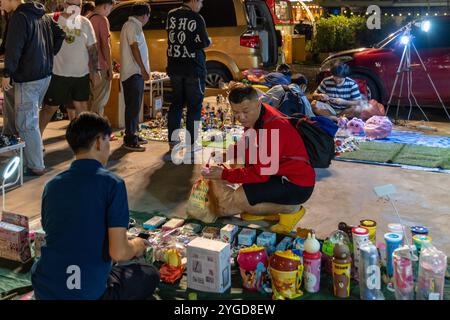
[317,16,450,107]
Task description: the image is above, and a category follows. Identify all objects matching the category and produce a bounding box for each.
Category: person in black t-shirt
[166,0,211,152]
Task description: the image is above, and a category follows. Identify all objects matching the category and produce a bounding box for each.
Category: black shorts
[243,176,314,206]
[44,74,91,106]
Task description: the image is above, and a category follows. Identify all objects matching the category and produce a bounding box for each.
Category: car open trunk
[245,0,279,68]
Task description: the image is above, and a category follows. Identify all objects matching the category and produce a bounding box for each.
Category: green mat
[338,142,450,170]
[1,210,448,300]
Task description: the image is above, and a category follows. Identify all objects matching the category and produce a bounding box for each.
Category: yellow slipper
[240,213,280,222]
[270,206,306,234]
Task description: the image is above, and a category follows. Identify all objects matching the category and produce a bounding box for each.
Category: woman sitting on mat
[201,83,315,233]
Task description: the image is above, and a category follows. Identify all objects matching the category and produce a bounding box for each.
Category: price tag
[374,184,396,198]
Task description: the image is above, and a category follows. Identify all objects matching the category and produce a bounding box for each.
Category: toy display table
[145,74,171,118]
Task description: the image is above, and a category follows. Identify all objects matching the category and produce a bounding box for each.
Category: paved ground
[1,117,449,255]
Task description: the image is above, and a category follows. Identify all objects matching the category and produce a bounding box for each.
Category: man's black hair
[66,112,112,154]
[94,0,114,7]
[81,1,95,16]
[131,1,151,17]
[276,63,292,76]
[228,83,258,104]
[291,73,308,87]
[331,62,350,78]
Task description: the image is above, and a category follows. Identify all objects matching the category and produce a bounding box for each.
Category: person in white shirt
[39,0,101,137]
[119,2,150,152]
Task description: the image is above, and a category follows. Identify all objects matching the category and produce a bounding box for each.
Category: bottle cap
[360,219,377,228]
[352,227,369,236]
[410,226,428,235]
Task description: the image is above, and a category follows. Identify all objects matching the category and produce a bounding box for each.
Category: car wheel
[206,66,232,88]
[351,74,381,102]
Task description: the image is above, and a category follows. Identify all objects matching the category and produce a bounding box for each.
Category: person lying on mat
[311,62,363,122]
[201,83,315,234]
[31,112,160,300]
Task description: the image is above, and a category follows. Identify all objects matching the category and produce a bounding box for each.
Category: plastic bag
[186,178,218,223]
[364,116,393,139]
[360,100,386,121]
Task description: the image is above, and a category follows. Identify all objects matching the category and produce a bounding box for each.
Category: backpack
[265,113,337,169]
[288,114,337,168]
[277,85,307,117]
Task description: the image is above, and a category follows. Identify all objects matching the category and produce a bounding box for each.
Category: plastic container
[359,241,384,300]
[384,232,403,278]
[393,246,415,300]
[388,223,404,237]
[352,227,370,278]
[360,220,377,245]
[410,226,429,237]
[416,245,447,300]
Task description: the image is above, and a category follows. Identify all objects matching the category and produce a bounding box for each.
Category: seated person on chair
[202,84,315,234]
[31,112,160,300]
[311,62,363,122]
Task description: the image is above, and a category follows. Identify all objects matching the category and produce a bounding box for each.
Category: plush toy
[347,118,365,135]
[337,116,349,129]
[364,116,393,139]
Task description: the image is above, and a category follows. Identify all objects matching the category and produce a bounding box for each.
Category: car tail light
[240,34,260,49]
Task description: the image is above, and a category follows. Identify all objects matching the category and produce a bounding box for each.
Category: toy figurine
[159,249,185,284]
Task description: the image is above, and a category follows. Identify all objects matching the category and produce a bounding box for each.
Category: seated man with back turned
[32,112,159,300]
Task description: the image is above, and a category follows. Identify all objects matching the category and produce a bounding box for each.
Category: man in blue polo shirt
[31,112,160,300]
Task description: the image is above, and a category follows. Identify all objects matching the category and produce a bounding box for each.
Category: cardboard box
[187,237,231,293]
[202,226,220,240]
[0,221,31,263]
[220,224,238,243]
[143,216,167,230]
[238,228,256,246]
[161,218,185,231]
[257,232,277,247]
[34,229,46,258]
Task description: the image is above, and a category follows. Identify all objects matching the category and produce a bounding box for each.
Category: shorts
[315,101,348,116]
[44,74,91,106]
[243,175,314,206]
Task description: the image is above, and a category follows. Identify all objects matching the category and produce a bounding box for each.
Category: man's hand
[319,94,330,102]
[90,71,102,87]
[106,68,113,81]
[1,78,12,92]
[211,151,227,164]
[141,68,150,81]
[201,166,224,180]
[329,98,347,106]
[130,237,148,257]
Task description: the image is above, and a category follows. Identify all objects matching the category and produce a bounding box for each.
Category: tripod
[385,24,450,123]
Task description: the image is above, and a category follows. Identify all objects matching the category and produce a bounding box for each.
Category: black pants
[122,74,144,145]
[243,176,314,206]
[100,263,160,300]
[168,75,206,145]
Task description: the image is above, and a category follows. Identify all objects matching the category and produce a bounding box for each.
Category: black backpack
[288,114,336,168]
[277,85,307,117]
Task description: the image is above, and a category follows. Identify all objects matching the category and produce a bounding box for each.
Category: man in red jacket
[202,84,315,233]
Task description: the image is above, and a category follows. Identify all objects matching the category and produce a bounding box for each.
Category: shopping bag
[186,178,218,223]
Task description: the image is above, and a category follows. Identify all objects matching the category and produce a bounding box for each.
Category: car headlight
[320,56,354,73]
